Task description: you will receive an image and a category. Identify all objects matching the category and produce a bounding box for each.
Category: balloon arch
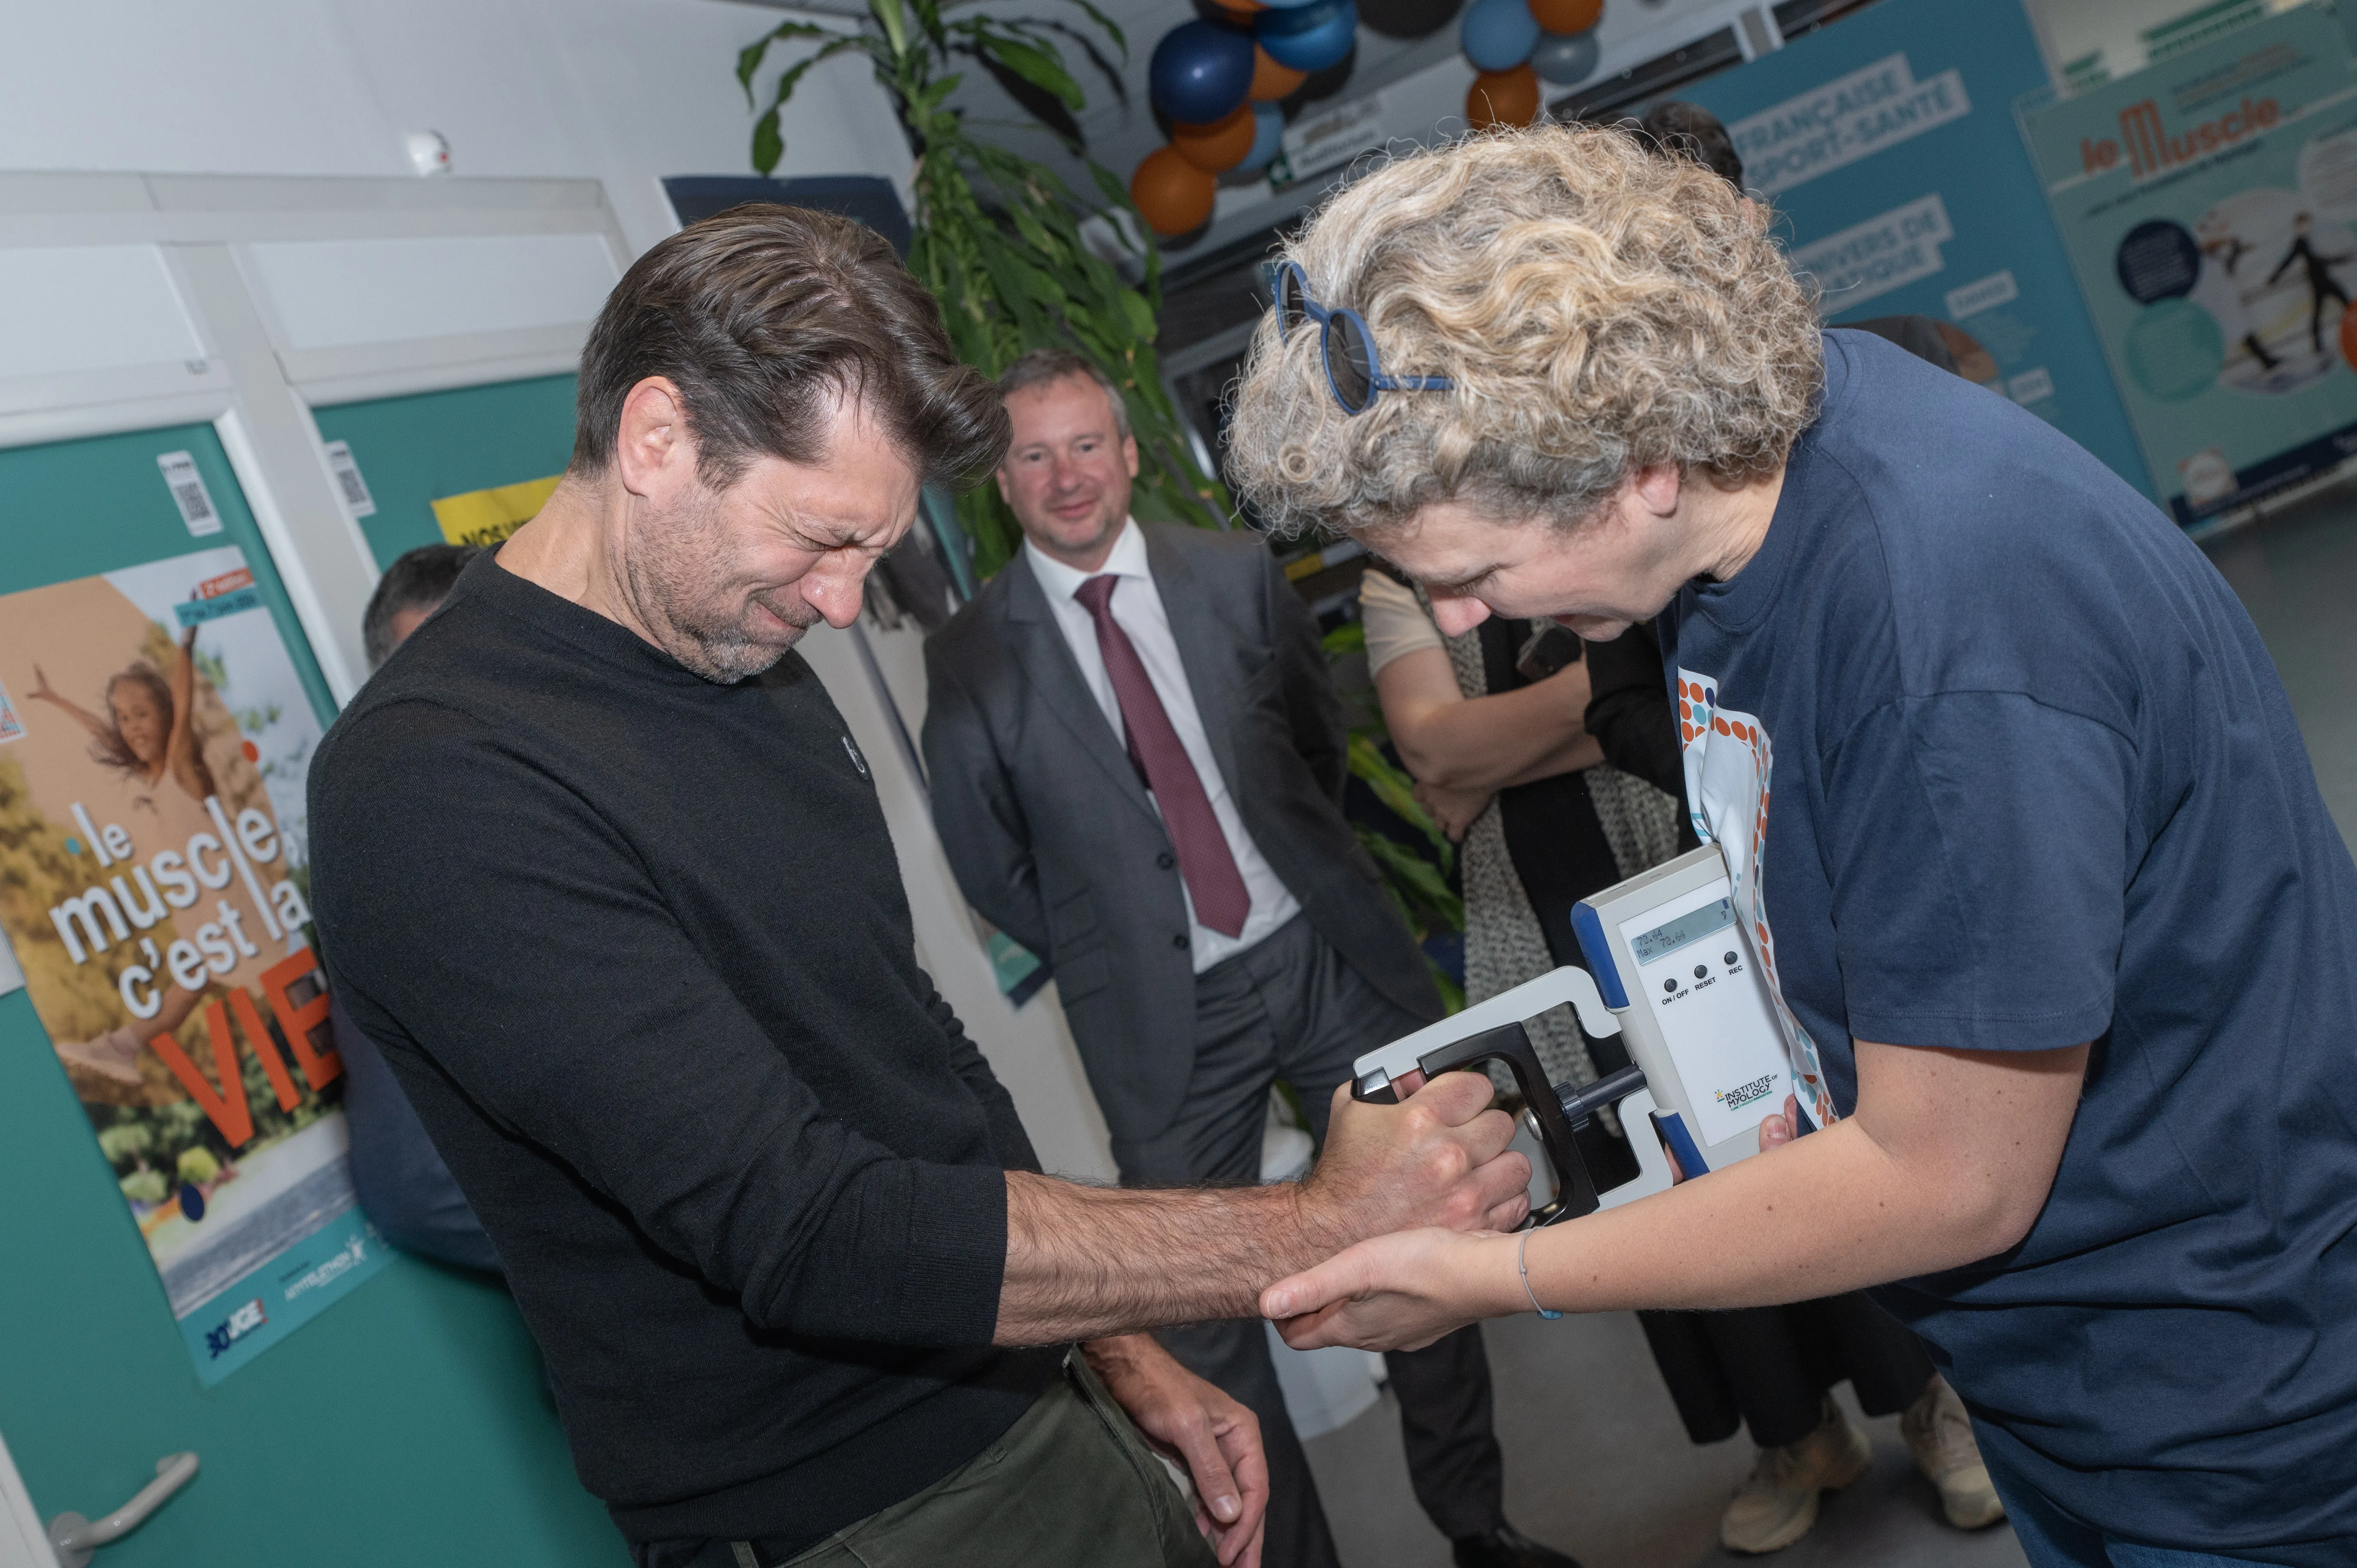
[1128,0,1603,236]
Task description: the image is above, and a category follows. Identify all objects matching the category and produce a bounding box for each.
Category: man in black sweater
[307,207,1531,1568]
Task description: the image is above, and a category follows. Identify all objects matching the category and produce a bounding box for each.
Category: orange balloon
[1173,103,1259,173]
[1527,0,1601,34]
[1248,45,1307,101]
[1467,65,1541,129]
[1131,145,1218,235]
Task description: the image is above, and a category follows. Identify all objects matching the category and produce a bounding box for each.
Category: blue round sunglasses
[1273,261,1454,416]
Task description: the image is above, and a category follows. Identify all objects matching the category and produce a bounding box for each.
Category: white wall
[0,0,912,256]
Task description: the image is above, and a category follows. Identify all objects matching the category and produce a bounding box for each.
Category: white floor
[1304,1308,2029,1568]
[1300,499,2357,1568]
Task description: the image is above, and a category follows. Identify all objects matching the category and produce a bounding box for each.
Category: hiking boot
[1902,1375,2005,1529]
[1719,1397,1872,1554]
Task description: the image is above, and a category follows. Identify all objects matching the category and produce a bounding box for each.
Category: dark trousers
[1638,1293,1935,1449]
[1109,917,1507,1568]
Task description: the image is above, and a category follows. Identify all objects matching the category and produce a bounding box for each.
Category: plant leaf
[869,0,909,58]
[752,107,784,176]
[1349,733,1453,865]
[752,35,868,173]
[974,34,1083,110]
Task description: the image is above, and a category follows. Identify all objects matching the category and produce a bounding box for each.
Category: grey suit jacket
[921,522,1442,1144]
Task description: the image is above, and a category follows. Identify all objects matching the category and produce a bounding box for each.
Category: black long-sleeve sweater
[308,553,1059,1553]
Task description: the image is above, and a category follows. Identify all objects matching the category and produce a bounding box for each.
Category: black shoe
[1451,1522,1583,1568]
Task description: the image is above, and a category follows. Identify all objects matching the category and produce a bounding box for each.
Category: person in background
[1357,562,1676,1121]
[923,348,1581,1568]
[1363,566,1993,1552]
[332,541,499,1274]
[313,207,1536,1568]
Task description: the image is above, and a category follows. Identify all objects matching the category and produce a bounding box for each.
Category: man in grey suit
[922,349,1581,1568]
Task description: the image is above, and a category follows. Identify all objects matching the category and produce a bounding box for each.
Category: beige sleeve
[1357,569,1445,676]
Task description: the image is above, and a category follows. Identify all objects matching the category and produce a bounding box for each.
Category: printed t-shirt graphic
[1674,668,1837,1133]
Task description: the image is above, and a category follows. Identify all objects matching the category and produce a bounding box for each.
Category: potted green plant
[739,0,1228,577]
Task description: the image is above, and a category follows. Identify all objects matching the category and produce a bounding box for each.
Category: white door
[0,1433,58,1568]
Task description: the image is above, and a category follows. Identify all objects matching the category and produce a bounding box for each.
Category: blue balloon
[1459,0,1538,72]
[1256,0,1358,72]
[1530,27,1598,84]
[1150,21,1256,125]
[1237,101,1287,171]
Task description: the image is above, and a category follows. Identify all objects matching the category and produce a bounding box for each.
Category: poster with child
[0,544,389,1384]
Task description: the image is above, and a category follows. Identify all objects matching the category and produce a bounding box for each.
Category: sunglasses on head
[1273,261,1454,416]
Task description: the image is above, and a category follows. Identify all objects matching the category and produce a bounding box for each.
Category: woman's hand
[1413,779,1493,843]
[1662,1091,1800,1183]
[1260,1227,1526,1353]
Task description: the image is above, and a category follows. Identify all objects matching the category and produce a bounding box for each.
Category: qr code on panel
[157,450,223,537]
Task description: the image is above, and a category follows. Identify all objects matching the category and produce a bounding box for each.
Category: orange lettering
[229,990,302,1113]
[150,1005,256,1148]
[261,949,341,1092]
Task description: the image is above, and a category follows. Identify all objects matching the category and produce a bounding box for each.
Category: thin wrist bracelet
[1518,1228,1561,1320]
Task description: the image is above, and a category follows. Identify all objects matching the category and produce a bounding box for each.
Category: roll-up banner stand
[1680,0,2150,501]
[2020,3,2357,528]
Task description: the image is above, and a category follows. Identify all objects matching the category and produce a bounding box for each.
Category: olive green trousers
[764,1354,1217,1568]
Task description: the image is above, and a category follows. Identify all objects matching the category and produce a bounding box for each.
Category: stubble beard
[621,486,820,684]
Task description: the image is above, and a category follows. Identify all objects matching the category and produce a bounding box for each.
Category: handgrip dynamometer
[1352,966,1665,1228]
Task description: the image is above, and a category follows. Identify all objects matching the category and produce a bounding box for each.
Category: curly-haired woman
[1234,125,2357,1568]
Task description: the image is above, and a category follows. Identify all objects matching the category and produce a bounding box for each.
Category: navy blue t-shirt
[1661,330,2357,1558]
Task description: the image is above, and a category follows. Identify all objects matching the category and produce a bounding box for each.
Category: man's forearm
[997,1172,1349,1344]
[1011,1072,1533,1345]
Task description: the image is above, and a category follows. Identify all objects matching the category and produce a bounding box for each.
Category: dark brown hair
[1635,101,1744,189]
[571,205,1009,489]
[363,542,481,668]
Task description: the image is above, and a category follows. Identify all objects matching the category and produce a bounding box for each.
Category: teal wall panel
[0,421,623,1567]
[0,423,336,727]
[313,375,579,569]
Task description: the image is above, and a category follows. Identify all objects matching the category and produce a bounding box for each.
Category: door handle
[46,1452,198,1567]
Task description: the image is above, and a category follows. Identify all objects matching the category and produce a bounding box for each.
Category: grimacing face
[995,373,1137,565]
[1373,487,1703,642]
[622,401,921,683]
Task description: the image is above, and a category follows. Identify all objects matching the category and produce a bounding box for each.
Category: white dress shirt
[1025,520,1300,972]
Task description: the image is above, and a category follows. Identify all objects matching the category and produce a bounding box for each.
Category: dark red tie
[1074,575,1250,938]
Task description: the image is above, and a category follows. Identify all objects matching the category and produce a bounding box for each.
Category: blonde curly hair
[1224,124,1823,540]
